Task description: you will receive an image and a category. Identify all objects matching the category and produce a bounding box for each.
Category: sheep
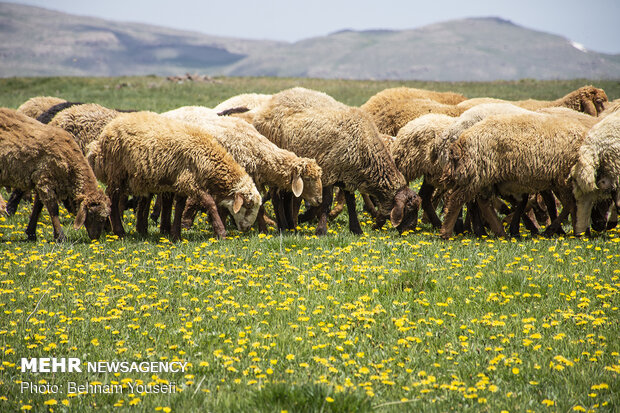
[361,96,465,136]
[439,111,590,239]
[570,111,620,235]
[47,103,123,154]
[161,105,323,232]
[457,86,608,117]
[364,87,467,106]
[6,102,123,215]
[89,111,261,241]
[213,93,272,115]
[243,87,420,235]
[391,114,456,229]
[16,96,67,119]
[0,108,110,241]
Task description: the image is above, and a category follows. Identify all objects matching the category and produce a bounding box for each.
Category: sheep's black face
[84,208,109,240]
[393,187,421,234]
[75,193,111,240]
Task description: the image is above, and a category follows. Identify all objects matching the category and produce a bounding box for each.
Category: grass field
[0,76,619,412]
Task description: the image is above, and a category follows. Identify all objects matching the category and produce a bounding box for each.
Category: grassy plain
[0,76,619,412]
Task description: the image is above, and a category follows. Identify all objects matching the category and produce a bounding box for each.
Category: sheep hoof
[315,226,328,236]
[54,233,67,243]
[26,233,37,242]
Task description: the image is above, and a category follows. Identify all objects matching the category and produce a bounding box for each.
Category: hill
[1,3,619,80]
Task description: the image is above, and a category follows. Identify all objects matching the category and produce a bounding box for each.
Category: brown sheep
[439,112,589,239]
[16,96,67,119]
[361,96,464,136]
[0,108,110,241]
[90,112,261,241]
[246,87,420,235]
[457,86,608,117]
[162,106,323,232]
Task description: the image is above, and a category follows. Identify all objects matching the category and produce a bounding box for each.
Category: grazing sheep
[456,86,608,117]
[161,105,323,231]
[90,111,261,241]
[439,112,589,239]
[48,103,123,154]
[391,114,456,228]
[516,85,608,116]
[0,108,110,241]
[246,87,420,235]
[7,103,123,215]
[16,96,66,119]
[213,93,272,115]
[536,107,600,129]
[570,111,620,235]
[361,96,464,136]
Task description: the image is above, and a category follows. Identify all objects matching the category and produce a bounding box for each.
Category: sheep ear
[233,193,244,214]
[390,201,404,228]
[74,203,87,229]
[582,100,597,116]
[291,174,304,197]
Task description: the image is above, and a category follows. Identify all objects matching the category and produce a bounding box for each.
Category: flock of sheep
[0,84,618,242]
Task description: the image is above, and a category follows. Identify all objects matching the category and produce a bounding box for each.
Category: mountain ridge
[1,2,618,80]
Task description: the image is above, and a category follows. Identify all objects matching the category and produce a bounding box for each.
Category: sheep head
[389,187,421,233]
[221,176,262,232]
[571,86,608,116]
[295,159,323,206]
[74,191,111,240]
[374,187,421,233]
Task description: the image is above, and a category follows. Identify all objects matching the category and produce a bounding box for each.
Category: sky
[7,0,620,54]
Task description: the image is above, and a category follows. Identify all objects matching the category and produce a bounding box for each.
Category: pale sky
[7,0,620,54]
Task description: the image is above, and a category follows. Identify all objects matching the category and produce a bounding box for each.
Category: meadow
[0,76,619,412]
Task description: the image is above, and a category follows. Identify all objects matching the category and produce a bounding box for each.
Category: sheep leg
[543,190,574,236]
[271,189,288,231]
[541,190,558,223]
[343,190,363,235]
[454,209,465,234]
[508,195,528,238]
[281,191,295,230]
[607,200,618,230]
[108,189,126,238]
[159,192,174,235]
[299,206,318,223]
[477,197,506,237]
[521,209,540,235]
[257,204,268,233]
[198,192,226,239]
[419,181,442,229]
[25,194,44,241]
[440,188,468,239]
[41,199,66,242]
[328,188,345,220]
[181,196,202,229]
[6,189,24,216]
[469,201,487,237]
[291,196,302,230]
[170,195,187,242]
[574,196,595,236]
[316,185,334,236]
[362,194,378,218]
[531,193,550,226]
[590,199,611,232]
[150,195,162,223]
[136,195,152,237]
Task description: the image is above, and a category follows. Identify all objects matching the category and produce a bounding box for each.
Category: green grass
[0,77,619,412]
